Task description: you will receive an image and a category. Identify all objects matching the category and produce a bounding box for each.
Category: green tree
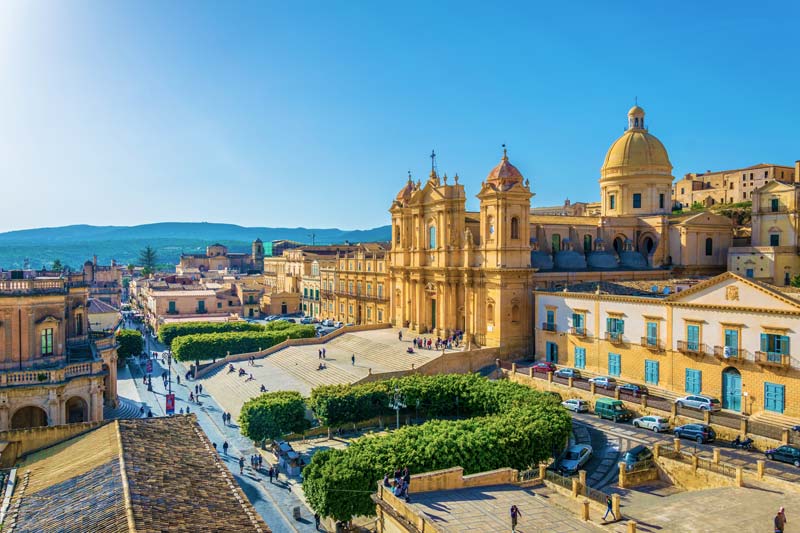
[51,259,63,271]
[239,391,310,443]
[791,274,800,288]
[139,246,157,276]
[115,329,143,364]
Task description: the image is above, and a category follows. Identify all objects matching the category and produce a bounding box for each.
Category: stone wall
[655,455,739,491]
[0,420,108,467]
[406,466,518,493]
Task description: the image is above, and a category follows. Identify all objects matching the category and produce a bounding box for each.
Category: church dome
[486,148,523,187]
[395,174,415,204]
[601,106,672,181]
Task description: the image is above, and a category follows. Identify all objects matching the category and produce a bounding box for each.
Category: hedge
[115,329,143,363]
[239,390,311,442]
[171,324,315,361]
[158,321,263,348]
[303,374,571,521]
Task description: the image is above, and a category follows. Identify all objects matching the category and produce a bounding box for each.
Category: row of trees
[115,329,144,364]
[238,374,572,521]
[171,322,315,361]
[157,321,264,348]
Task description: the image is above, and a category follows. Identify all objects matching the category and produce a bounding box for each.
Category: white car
[633,415,670,432]
[559,444,593,475]
[561,399,590,413]
[588,376,617,389]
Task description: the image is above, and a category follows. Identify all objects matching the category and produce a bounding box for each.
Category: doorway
[430,299,436,330]
[722,367,742,411]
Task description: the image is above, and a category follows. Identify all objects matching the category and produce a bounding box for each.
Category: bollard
[496,358,501,368]
[691,455,698,472]
[590,382,596,395]
[712,448,720,464]
[578,470,587,493]
[571,478,579,497]
[582,500,590,521]
[641,393,648,409]
[547,371,554,383]
[673,438,681,453]
[539,463,547,481]
[703,409,711,424]
[529,367,535,378]
[512,362,517,373]
[782,429,790,445]
[735,466,743,487]
[615,388,621,400]
[627,520,637,533]
[653,443,661,459]
[568,377,574,388]
[670,402,677,418]
[618,462,627,488]
[757,460,765,480]
[612,494,621,519]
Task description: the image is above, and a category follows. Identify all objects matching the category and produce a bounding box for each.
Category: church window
[659,193,665,209]
[583,235,592,253]
[633,193,642,209]
[41,328,54,356]
[705,238,713,256]
[770,234,780,246]
[510,217,520,239]
[609,194,616,210]
[771,198,780,212]
[429,226,437,249]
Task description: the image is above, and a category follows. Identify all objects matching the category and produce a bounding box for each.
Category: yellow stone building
[673,163,797,207]
[728,164,800,285]
[389,106,732,353]
[0,272,118,430]
[324,244,389,325]
[534,272,800,418]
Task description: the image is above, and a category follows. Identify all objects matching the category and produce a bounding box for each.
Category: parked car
[300,317,313,324]
[588,376,617,389]
[322,319,335,327]
[623,445,654,471]
[334,321,344,328]
[554,368,582,379]
[617,383,648,397]
[674,423,716,443]
[632,415,670,432]
[559,444,593,475]
[562,399,590,413]
[594,398,633,422]
[532,361,557,373]
[765,445,800,467]
[675,395,721,412]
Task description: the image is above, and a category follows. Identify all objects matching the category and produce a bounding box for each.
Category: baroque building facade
[0,272,118,430]
[389,106,733,354]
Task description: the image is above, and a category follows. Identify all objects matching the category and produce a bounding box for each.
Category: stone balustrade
[0,360,104,386]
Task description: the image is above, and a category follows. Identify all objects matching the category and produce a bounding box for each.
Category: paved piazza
[201,328,456,417]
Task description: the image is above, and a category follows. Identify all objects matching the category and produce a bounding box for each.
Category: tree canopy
[239,390,310,443]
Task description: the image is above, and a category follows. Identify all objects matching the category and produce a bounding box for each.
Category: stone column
[653,443,661,459]
[612,493,621,518]
[712,449,720,464]
[673,438,681,453]
[735,466,743,487]
[618,462,627,488]
[757,460,765,479]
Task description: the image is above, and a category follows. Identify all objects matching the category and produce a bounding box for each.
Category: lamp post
[389,387,406,430]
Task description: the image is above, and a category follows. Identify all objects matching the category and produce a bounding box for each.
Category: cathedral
[388,105,733,354]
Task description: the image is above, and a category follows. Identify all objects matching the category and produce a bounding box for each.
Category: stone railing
[0,360,104,386]
[0,278,66,295]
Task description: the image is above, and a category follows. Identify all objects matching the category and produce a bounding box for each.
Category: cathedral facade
[388,106,732,355]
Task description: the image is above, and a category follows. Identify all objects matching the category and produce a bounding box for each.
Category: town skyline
[1,1,799,233]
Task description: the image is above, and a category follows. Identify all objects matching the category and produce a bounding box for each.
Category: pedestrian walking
[510,505,522,533]
[775,507,787,533]
[179,407,184,415]
[199,384,203,394]
[176,375,180,385]
[223,441,229,455]
[195,385,199,394]
[186,406,190,414]
[318,349,322,359]
[398,330,402,341]
[603,495,616,521]
[222,413,227,425]
[268,466,274,483]
[212,442,217,451]
[258,455,263,469]
[314,513,321,530]
[239,456,245,475]
[351,353,355,365]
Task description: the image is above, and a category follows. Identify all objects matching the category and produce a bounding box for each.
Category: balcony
[0,359,105,387]
[0,278,68,296]
[755,351,791,369]
[541,322,557,332]
[640,337,664,352]
[605,331,624,344]
[677,340,708,356]
[713,345,746,363]
[195,309,208,314]
[569,326,589,338]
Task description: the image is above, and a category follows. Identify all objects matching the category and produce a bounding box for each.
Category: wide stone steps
[103,397,144,420]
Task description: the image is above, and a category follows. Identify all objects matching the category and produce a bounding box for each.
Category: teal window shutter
[761,333,768,352]
[780,336,790,355]
[606,317,612,332]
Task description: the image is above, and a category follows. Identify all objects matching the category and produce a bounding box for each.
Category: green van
[594,398,634,422]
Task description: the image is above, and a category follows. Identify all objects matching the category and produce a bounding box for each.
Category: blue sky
[0,1,798,232]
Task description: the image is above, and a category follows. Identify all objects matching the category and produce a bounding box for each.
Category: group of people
[222,412,233,425]
[317,348,327,359]
[410,334,463,352]
[249,453,264,471]
[382,466,411,502]
[228,364,256,383]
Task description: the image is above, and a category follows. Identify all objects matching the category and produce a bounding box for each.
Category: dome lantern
[628,105,645,130]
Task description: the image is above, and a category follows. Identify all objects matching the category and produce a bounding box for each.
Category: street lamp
[389,387,406,430]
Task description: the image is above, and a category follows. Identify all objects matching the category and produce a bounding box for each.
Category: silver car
[562,399,590,413]
[633,415,670,432]
[588,376,617,389]
[559,444,593,475]
[675,395,721,412]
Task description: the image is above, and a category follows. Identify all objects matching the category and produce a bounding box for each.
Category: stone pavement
[117,329,322,533]
[607,482,795,533]
[201,328,450,419]
[408,484,602,532]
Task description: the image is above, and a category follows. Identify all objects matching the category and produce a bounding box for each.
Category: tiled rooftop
[5,416,270,533]
[542,278,706,298]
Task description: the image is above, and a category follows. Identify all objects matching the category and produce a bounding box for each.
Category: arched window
[394,225,400,244]
[429,225,437,249]
[583,235,592,253]
[705,237,713,256]
[487,303,495,324]
[511,217,520,239]
[511,304,520,323]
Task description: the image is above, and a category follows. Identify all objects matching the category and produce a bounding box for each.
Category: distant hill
[0,222,391,270]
